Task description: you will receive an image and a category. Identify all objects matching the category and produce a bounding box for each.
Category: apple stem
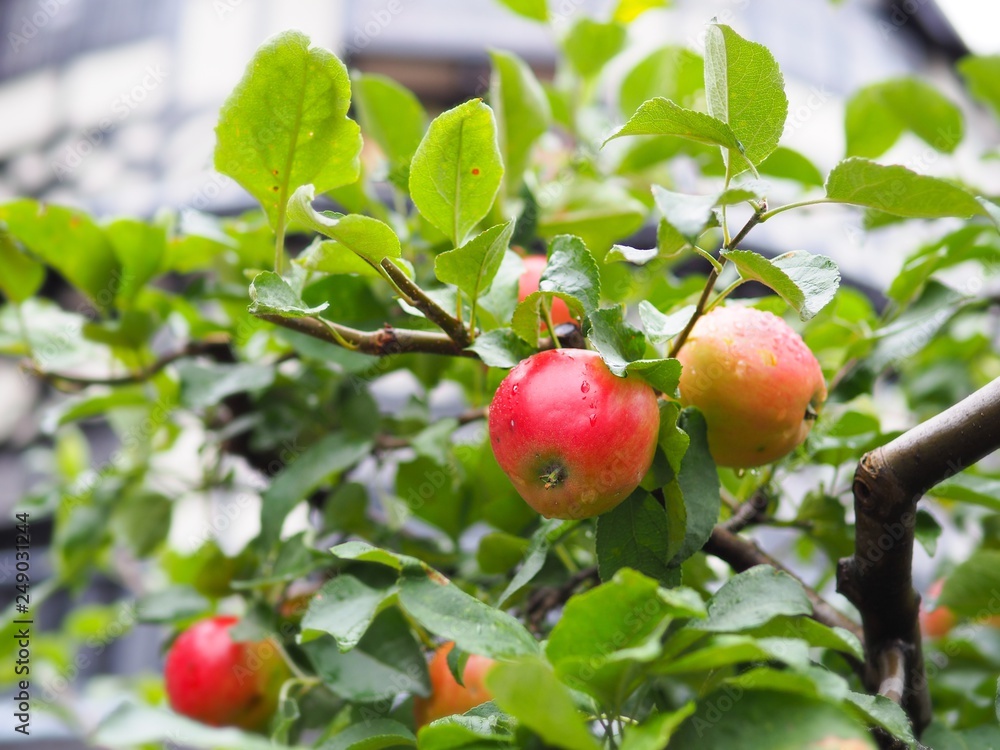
[541,299,561,349]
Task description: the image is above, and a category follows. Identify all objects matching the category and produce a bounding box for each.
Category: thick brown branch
[837,376,1000,735]
[380,258,472,347]
[705,525,864,643]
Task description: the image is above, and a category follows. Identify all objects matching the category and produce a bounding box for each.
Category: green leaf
[436,220,516,304]
[930,473,1000,512]
[467,328,536,368]
[613,0,670,23]
[303,608,428,703]
[511,235,600,344]
[537,178,646,255]
[490,50,551,196]
[498,518,574,606]
[351,72,427,169]
[845,693,916,747]
[607,244,659,265]
[417,714,515,749]
[562,18,626,79]
[605,99,743,158]
[619,704,695,750]
[825,158,986,219]
[724,665,850,703]
[619,46,703,118]
[757,146,824,187]
[103,218,165,305]
[656,635,810,674]
[596,490,680,587]
[845,78,963,158]
[0,230,44,303]
[258,433,374,550]
[330,541,424,571]
[720,249,840,320]
[299,574,397,648]
[915,508,942,557]
[249,271,329,317]
[398,570,539,658]
[323,719,416,750]
[703,24,787,166]
[135,586,209,623]
[486,659,601,750]
[287,184,402,268]
[547,569,673,703]
[671,408,721,565]
[959,55,1000,119]
[111,492,171,558]
[0,200,121,312]
[94,703,295,750]
[214,30,361,227]
[586,306,682,394]
[639,301,696,346]
[495,0,548,21]
[177,361,276,410]
[939,549,1000,619]
[651,184,759,243]
[696,565,812,632]
[746,616,864,662]
[670,691,876,749]
[409,99,504,247]
[296,237,381,278]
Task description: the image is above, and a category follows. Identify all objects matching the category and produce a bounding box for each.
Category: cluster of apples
[164,617,493,732]
[162,255,830,731]
[492,255,828,520]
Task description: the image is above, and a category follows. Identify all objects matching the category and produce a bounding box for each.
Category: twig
[704,525,864,643]
[22,336,232,391]
[256,314,475,357]
[254,311,581,359]
[523,565,599,632]
[667,206,765,358]
[721,488,772,533]
[380,258,471,347]
[837,376,1000,734]
[374,408,487,450]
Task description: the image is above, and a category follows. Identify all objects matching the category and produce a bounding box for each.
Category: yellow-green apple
[676,306,827,468]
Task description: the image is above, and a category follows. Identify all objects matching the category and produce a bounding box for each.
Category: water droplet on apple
[512,384,519,394]
[589,413,597,426]
[510,419,515,429]
[580,381,590,393]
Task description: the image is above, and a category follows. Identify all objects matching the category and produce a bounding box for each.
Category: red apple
[919,579,957,639]
[414,642,495,727]
[676,306,827,468]
[489,348,660,519]
[518,255,574,326]
[164,615,291,731]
